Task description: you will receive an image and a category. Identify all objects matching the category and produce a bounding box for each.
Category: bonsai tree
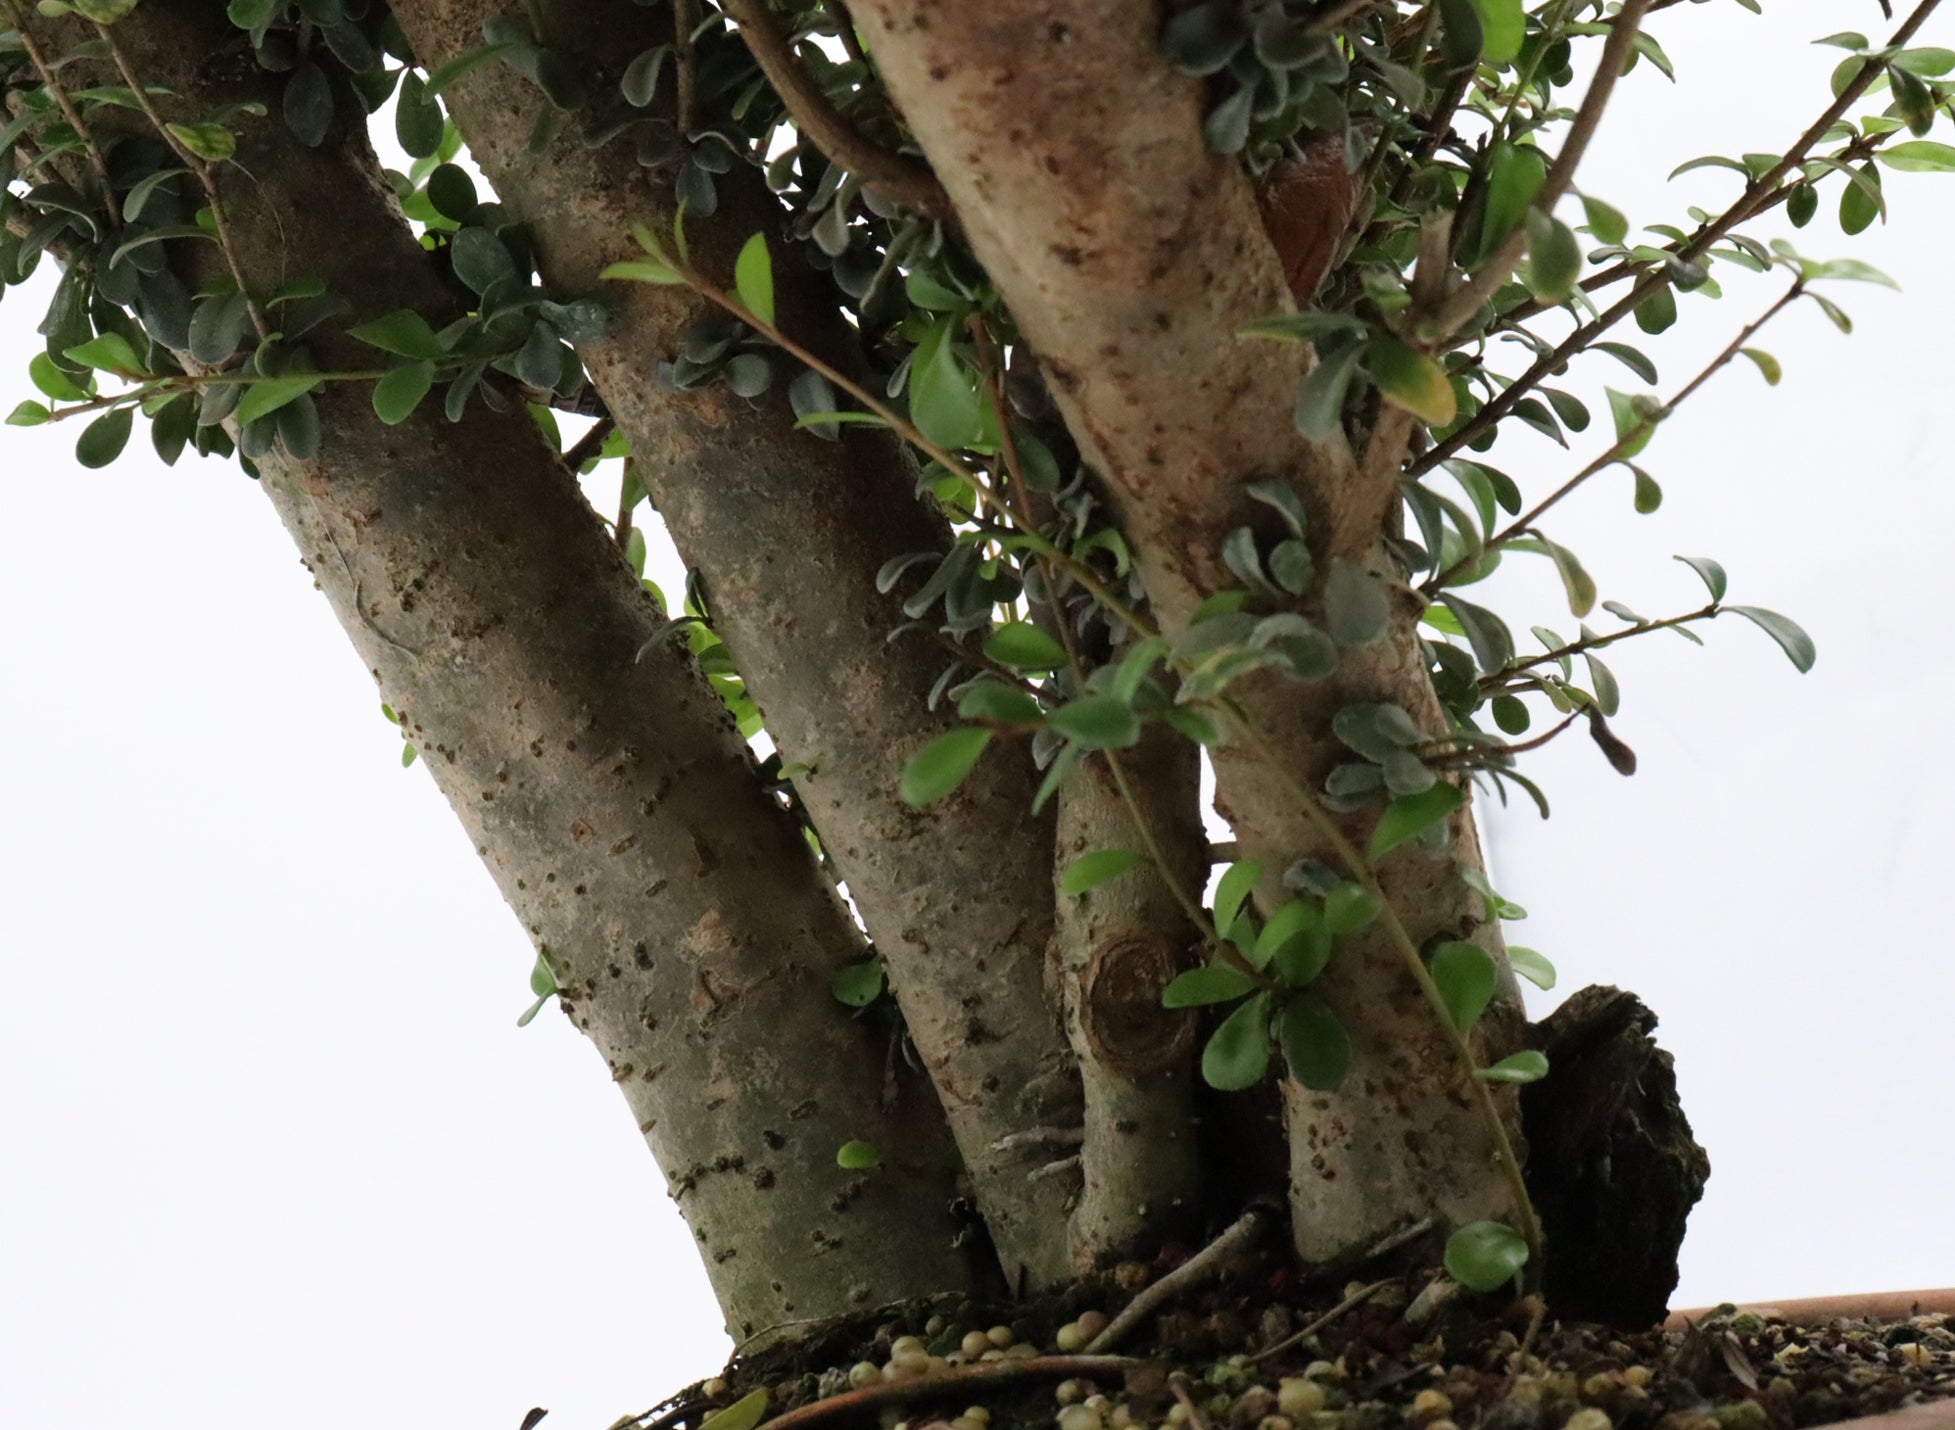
[5,0,1950,1406]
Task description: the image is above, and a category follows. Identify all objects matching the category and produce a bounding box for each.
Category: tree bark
[389,0,1082,1287]
[842,0,1529,1265]
[17,0,987,1338]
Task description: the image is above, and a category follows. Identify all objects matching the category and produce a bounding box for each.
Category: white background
[4,3,1953,1426]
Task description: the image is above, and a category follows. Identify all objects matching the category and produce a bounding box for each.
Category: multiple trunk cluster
[10,0,1542,1342]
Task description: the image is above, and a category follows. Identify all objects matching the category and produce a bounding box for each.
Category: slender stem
[722,0,951,219]
[821,0,868,67]
[37,366,393,421]
[1482,602,1718,686]
[1421,710,1581,768]
[564,415,616,476]
[1427,0,1653,339]
[4,0,114,196]
[674,0,699,136]
[1423,280,1801,591]
[93,23,271,340]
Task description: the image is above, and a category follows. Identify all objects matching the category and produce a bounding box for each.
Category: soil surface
[598,1268,1955,1430]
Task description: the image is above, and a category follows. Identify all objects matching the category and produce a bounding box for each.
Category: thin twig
[1482,603,1718,688]
[1420,0,1941,470]
[1422,710,1581,769]
[1428,0,1654,339]
[722,0,951,219]
[1250,1279,1393,1364]
[564,416,616,476]
[759,1358,1146,1430]
[93,22,270,340]
[1086,1206,1272,1354]
[1424,280,1802,590]
[3,0,115,196]
[821,0,868,67]
[1168,1375,1212,1430]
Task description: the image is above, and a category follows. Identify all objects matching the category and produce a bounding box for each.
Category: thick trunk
[17,0,986,1337]
[844,0,1528,1261]
[388,0,1081,1287]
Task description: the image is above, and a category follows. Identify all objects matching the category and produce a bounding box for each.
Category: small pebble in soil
[987,1326,1016,1349]
[1279,1379,1328,1418]
[1408,1390,1453,1423]
[1058,1405,1105,1430]
[1565,1409,1613,1430]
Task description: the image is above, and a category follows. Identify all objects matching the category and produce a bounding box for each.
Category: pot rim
[1666,1289,1955,1328]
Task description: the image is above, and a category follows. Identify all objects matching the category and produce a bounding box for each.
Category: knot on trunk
[1077,936,1197,1079]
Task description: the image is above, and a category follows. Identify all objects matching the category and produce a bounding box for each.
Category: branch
[1426,0,1654,339]
[1420,0,1944,471]
[721,0,952,220]
[1086,1205,1273,1353]
[2,0,114,195]
[1424,280,1803,590]
[1481,603,1719,686]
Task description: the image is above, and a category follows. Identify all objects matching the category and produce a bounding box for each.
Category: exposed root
[758,1357,1146,1430]
[1086,1206,1272,1354]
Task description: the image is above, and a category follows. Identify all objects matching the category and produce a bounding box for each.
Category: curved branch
[722,0,952,220]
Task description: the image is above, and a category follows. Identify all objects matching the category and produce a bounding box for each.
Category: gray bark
[17,0,986,1338]
[388,0,1082,1288]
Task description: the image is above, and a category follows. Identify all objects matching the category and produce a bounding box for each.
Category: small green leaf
[1538,534,1595,618]
[830,959,885,1008]
[235,373,324,428]
[1366,339,1456,425]
[1524,209,1581,302]
[31,353,91,402]
[734,232,775,327]
[427,42,518,96]
[7,400,52,427]
[1580,194,1629,246]
[1445,1220,1529,1292]
[528,950,559,997]
[1322,882,1380,934]
[1048,695,1141,750]
[909,315,989,450]
[1255,900,1326,982]
[1430,940,1496,1031]
[373,361,435,425]
[1478,143,1547,259]
[1476,1050,1549,1084]
[1370,781,1464,858]
[702,1391,771,1430]
[1673,554,1727,602]
[601,258,684,285]
[64,332,148,376]
[1468,0,1525,64]
[1212,860,1264,940]
[835,1141,881,1170]
[1277,992,1351,1091]
[984,621,1068,672]
[1725,605,1816,673]
[898,727,992,807]
[1507,946,1556,990]
[73,0,143,20]
[1162,963,1258,1008]
[75,407,134,468]
[167,122,237,161]
[1879,140,1955,172]
[1294,344,1364,439]
[1201,992,1273,1091]
[1631,466,1662,514]
[1739,348,1781,386]
[349,308,446,361]
[1062,849,1140,897]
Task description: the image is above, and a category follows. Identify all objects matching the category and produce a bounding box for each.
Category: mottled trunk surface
[390,0,1080,1287]
[19,0,985,1338]
[847,0,1528,1262]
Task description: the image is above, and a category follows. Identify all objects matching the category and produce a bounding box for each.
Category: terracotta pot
[1665,1290,1955,1430]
